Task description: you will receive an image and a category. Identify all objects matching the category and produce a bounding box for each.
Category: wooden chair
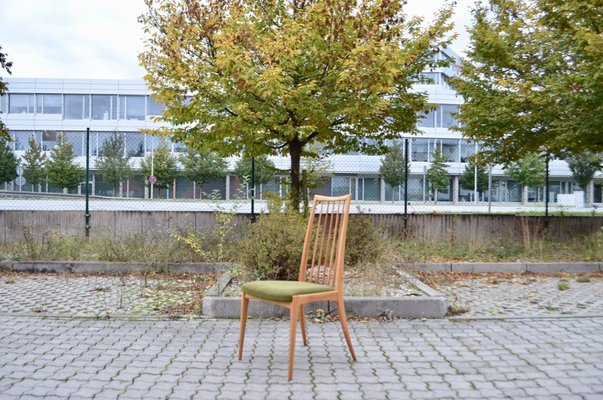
[238,194,357,380]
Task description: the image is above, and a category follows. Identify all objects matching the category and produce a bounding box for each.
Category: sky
[0,0,475,80]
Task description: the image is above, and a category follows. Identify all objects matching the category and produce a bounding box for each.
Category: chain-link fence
[2,132,603,218]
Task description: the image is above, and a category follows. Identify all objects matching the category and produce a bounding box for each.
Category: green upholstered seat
[241,280,334,302]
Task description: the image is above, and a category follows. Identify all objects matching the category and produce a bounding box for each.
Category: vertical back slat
[308,203,324,283]
[301,195,351,288]
[328,199,343,287]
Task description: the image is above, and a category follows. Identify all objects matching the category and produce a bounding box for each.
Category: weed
[448,303,470,316]
[557,280,570,291]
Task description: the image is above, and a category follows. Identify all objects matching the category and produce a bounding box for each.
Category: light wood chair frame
[238,194,357,380]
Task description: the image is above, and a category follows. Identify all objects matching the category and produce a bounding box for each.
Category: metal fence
[2,133,603,218]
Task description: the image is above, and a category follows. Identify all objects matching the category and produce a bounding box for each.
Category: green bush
[238,199,307,281]
[345,214,383,266]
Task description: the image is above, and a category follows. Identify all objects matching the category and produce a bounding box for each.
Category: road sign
[149,175,157,184]
[15,176,26,186]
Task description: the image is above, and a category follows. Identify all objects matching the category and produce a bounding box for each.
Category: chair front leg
[288,299,299,381]
[238,293,250,361]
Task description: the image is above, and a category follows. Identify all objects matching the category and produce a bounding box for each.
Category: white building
[1,49,601,208]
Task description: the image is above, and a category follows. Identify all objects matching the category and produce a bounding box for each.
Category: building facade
[1,50,601,208]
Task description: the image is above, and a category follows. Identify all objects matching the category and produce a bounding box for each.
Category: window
[63,131,84,156]
[13,131,35,151]
[36,94,62,114]
[91,95,118,120]
[147,96,166,116]
[441,104,458,128]
[419,72,439,85]
[440,139,459,162]
[417,109,436,128]
[122,96,145,120]
[64,95,90,119]
[125,132,145,156]
[332,176,352,197]
[42,130,58,151]
[9,94,34,114]
[460,140,476,162]
[411,138,428,162]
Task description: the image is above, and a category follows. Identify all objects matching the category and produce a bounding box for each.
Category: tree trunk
[289,138,303,211]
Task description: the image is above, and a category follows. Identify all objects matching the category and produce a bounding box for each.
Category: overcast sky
[0,0,475,80]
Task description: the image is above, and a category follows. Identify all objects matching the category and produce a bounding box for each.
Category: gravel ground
[0,272,216,319]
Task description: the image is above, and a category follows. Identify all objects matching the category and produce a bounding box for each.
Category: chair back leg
[299,304,308,347]
[336,298,357,361]
[238,293,250,360]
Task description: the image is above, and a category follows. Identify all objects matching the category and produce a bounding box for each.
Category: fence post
[84,127,91,237]
[404,138,409,237]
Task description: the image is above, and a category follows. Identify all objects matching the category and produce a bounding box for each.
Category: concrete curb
[0,261,229,274]
[203,271,449,319]
[406,262,602,273]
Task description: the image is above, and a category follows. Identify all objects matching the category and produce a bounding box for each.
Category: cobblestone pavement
[0,316,602,399]
[435,274,603,318]
[0,274,211,318]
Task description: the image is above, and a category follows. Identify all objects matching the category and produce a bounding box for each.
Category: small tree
[427,146,449,204]
[459,157,489,201]
[22,137,46,192]
[566,151,603,204]
[140,143,178,197]
[506,153,545,204]
[46,134,82,193]
[180,147,227,199]
[234,154,276,199]
[0,138,18,186]
[96,132,132,197]
[380,142,408,201]
[0,46,12,139]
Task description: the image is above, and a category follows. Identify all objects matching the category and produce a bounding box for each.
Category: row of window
[0,94,166,121]
[9,130,476,163]
[8,130,185,157]
[0,93,459,129]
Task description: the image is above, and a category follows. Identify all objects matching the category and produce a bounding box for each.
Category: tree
[234,154,276,198]
[459,157,489,201]
[379,142,408,201]
[21,137,46,192]
[566,151,603,204]
[0,138,17,186]
[96,132,132,197]
[451,0,603,164]
[506,153,545,204]
[180,147,227,199]
[140,143,178,197]
[139,0,454,210]
[0,46,13,139]
[427,146,449,204]
[46,134,82,193]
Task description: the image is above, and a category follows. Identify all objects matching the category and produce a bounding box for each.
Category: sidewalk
[0,271,602,399]
[0,316,602,399]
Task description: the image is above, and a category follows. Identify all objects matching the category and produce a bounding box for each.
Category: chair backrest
[299,194,352,291]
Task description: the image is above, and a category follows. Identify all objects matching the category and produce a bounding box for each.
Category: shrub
[345,214,383,266]
[238,198,307,280]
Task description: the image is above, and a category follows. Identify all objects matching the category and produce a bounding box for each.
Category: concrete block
[451,263,526,273]
[202,295,448,319]
[525,263,600,273]
[403,263,452,272]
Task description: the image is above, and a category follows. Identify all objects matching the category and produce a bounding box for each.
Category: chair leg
[299,304,307,346]
[337,299,357,362]
[288,301,298,381]
[238,293,249,361]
